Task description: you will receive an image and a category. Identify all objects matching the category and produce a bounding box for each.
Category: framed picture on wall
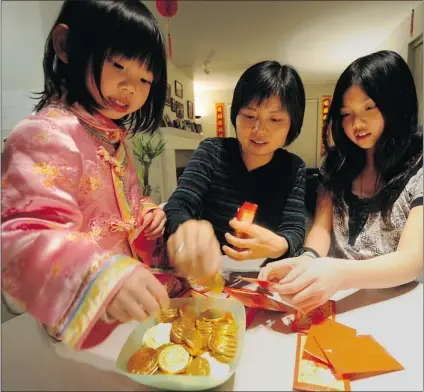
[187,100,194,119]
[171,97,176,112]
[176,101,184,119]
[175,80,183,98]
[165,83,171,106]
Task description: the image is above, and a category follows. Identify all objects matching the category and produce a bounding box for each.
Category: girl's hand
[142,209,166,240]
[167,219,222,279]
[263,256,347,314]
[106,266,170,323]
[222,219,287,261]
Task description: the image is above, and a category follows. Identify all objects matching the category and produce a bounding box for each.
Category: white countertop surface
[1,265,423,391]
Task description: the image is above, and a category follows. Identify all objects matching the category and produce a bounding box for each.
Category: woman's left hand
[141,209,166,240]
[267,256,347,314]
[222,219,288,261]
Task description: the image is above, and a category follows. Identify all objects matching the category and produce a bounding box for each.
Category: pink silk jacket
[1,102,161,349]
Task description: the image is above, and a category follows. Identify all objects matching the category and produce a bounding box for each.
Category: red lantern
[156,0,178,59]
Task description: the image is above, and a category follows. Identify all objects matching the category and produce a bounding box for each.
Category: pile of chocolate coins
[127,305,238,376]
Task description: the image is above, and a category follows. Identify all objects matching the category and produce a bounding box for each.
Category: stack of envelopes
[292,301,404,391]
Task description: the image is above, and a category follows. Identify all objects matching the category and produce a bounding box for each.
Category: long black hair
[321,50,422,223]
[34,0,167,134]
[230,61,305,146]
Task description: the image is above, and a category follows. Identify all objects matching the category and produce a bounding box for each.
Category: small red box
[234,202,258,250]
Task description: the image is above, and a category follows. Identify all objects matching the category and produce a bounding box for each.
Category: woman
[260,51,423,314]
[165,61,307,279]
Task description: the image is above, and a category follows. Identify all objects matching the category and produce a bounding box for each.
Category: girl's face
[87,56,154,120]
[341,85,385,150]
[236,96,291,160]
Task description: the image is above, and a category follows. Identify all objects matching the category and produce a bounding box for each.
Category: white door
[285,99,319,168]
[226,104,236,138]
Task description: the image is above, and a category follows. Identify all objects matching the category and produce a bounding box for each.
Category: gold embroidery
[66,229,100,243]
[140,201,158,215]
[33,162,77,190]
[109,217,136,232]
[51,260,61,277]
[32,131,50,143]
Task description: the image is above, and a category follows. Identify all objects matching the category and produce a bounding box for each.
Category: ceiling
[145,0,414,90]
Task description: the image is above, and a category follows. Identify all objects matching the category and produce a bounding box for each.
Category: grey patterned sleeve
[410,167,423,209]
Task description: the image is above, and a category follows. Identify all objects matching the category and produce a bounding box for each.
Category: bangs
[91,2,166,82]
[239,78,288,112]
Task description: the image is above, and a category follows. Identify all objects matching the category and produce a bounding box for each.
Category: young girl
[1,0,171,349]
[260,51,423,314]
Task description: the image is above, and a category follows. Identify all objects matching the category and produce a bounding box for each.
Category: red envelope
[237,276,273,289]
[292,300,336,332]
[224,286,295,313]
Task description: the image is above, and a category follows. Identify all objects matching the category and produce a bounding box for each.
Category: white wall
[2,1,45,143]
[378,2,423,60]
[164,60,195,124]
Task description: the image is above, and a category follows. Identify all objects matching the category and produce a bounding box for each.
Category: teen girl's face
[341,85,385,150]
[87,56,154,119]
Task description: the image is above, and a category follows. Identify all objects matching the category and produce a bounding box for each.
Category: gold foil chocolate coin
[185,357,211,376]
[127,347,159,375]
[158,344,190,374]
[201,309,226,323]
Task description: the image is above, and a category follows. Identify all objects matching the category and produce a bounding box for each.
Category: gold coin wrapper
[127,306,238,376]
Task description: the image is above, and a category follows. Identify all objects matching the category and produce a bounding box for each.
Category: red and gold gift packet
[233,202,258,251]
[292,301,404,391]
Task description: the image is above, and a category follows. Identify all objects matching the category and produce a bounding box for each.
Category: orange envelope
[314,333,404,376]
[293,334,351,392]
[292,300,336,332]
[304,320,357,364]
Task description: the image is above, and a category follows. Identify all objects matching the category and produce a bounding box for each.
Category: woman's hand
[222,219,288,261]
[167,219,222,279]
[260,256,347,313]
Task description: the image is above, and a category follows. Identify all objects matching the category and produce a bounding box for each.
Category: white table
[1,278,423,391]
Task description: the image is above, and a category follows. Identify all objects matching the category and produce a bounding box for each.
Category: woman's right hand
[167,219,222,279]
[106,266,170,323]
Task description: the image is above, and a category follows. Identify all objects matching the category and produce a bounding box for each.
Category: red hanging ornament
[410,8,415,37]
[156,0,178,59]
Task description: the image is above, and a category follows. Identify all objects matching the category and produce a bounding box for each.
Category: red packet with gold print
[233,202,258,251]
[293,334,351,392]
[223,286,295,313]
[292,300,336,332]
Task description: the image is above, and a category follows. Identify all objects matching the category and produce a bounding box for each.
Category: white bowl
[115,297,246,391]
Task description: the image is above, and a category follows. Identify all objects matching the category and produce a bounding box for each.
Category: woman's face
[341,85,385,150]
[236,96,291,161]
